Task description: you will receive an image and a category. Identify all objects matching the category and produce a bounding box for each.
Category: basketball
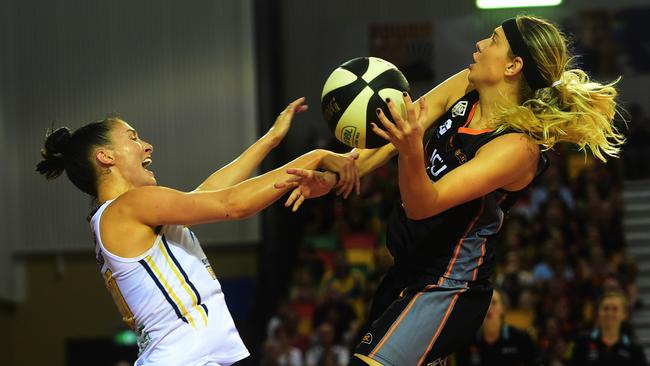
[321,57,410,149]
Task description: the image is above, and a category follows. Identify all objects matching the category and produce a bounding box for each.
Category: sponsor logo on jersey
[437,119,453,137]
[362,332,373,344]
[427,357,448,366]
[455,149,467,164]
[451,101,468,117]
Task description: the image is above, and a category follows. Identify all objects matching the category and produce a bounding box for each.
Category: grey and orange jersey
[386,90,547,282]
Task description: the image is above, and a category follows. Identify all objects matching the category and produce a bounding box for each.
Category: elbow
[403,205,436,221]
[222,194,249,221]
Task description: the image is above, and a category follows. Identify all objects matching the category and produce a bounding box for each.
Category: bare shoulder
[101,187,165,258]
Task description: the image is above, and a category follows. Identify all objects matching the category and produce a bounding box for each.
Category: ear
[505,55,524,77]
[95,148,115,166]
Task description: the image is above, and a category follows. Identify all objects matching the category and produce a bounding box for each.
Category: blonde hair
[493,15,625,162]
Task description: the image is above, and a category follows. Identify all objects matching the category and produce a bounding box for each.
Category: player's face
[108,120,156,187]
[468,26,512,87]
[598,296,626,329]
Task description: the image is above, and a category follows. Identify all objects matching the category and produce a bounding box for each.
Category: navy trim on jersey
[138,259,188,324]
[161,235,208,316]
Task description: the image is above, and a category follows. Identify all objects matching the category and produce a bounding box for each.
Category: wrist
[261,132,281,149]
[318,169,340,185]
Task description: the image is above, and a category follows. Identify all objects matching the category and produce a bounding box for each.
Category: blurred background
[1,0,650,365]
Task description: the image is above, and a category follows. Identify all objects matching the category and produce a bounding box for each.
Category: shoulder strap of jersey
[423,89,479,143]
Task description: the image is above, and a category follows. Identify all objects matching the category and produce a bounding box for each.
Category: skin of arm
[101,149,340,257]
[397,133,539,220]
[110,149,329,229]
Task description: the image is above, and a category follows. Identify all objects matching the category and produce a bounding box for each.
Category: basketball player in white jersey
[36,97,359,366]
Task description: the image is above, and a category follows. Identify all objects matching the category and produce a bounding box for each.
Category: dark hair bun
[36,127,72,179]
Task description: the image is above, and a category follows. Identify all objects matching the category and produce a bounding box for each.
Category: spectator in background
[454,289,541,366]
[305,322,350,366]
[568,290,647,365]
[262,323,304,366]
[313,283,358,346]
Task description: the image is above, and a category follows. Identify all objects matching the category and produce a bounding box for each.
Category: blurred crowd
[259,133,649,365]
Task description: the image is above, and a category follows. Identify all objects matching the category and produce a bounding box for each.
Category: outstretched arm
[116,149,329,227]
[194,97,308,192]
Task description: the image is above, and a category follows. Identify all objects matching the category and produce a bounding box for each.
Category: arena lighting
[476,0,562,9]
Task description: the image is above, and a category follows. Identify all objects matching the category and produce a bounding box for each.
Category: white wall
[0,0,259,299]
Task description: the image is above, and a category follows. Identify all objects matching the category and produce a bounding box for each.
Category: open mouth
[142,158,153,170]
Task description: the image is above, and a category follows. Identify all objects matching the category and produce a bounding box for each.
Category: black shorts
[353,268,492,366]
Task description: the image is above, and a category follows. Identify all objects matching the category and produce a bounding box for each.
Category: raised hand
[266,97,309,148]
[274,169,338,212]
[371,92,427,157]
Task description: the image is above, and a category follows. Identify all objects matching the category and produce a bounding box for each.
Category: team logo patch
[451,101,468,117]
[362,332,373,344]
[427,357,448,366]
[455,149,467,164]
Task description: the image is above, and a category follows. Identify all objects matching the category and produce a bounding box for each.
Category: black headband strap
[501,18,548,90]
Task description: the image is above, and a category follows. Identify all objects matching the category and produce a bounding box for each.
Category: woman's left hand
[371,92,427,157]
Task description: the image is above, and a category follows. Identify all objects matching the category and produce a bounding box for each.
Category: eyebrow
[492,30,500,40]
[126,129,138,135]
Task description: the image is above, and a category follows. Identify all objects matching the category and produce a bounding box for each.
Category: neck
[472,82,520,130]
[482,319,502,343]
[97,170,134,203]
[601,326,621,345]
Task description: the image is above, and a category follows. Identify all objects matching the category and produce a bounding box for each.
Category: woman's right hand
[274,169,338,212]
[265,97,309,148]
[318,150,360,198]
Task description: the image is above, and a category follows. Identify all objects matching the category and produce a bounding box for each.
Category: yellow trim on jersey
[104,269,136,330]
[158,241,208,326]
[144,255,197,328]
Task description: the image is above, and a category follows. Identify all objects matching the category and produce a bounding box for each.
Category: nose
[475,40,483,52]
[144,141,153,154]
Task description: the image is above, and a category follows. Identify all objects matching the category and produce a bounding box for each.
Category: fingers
[418,97,428,123]
[290,97,308,114]
[384,98,407,131]
[375,107,400,139]
[292,194,305,212]
[344,150,360,160]
[403,92,418,127]
[284,187,302,207]
[371,122,391,141]
[286,168,312,178]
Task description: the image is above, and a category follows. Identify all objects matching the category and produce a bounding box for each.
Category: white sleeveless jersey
[90,200,249,366]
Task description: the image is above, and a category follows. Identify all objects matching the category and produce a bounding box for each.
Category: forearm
[195,134,278,191]
[355,144,398,177]
[398,151,439,220]
[225,149,326,219]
